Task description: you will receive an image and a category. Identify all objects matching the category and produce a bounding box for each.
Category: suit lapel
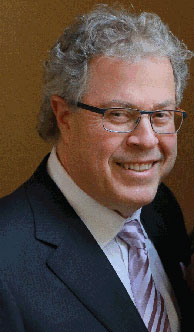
[26,156,147,332]
[141,193,176,284]
[141,199,167,253]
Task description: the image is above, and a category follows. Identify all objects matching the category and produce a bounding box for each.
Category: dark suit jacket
[0,155,193,332]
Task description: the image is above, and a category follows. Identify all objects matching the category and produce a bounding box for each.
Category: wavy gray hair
[37,4,193,141]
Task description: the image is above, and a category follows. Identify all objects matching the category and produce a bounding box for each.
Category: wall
[1,0,194,232]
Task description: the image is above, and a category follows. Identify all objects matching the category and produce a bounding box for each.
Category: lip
[114,160,160,177]
[116,160,159,164]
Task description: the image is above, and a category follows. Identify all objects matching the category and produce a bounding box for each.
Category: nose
[126,115,159,148]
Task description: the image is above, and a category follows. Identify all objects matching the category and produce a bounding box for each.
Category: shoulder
[0,156,50,267]
[151,182,188,239]
[145,182,191,264]
[0,184,34,231]
[0,187,35,283]
[0,154,50,227]
[152,182,183,217]
[142,182,183,217]
[0,183,35,251]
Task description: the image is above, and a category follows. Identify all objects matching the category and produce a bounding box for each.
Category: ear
[51,95,72,132]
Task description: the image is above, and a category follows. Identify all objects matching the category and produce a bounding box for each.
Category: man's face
[58,56,177,217]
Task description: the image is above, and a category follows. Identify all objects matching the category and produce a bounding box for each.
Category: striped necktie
[118,219,171,332]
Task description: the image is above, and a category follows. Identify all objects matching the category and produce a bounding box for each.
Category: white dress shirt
[47,147,180,332]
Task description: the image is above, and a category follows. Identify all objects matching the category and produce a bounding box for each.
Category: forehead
[84,56,175,108]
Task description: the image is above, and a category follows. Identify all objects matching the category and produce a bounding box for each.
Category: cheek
[83,127,122,160]
[162,135,177,171]
[70,114,124,171]
[167,136,177,160]
[86,137,123,180]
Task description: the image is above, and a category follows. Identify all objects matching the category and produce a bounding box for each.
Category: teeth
[121,162,153,172]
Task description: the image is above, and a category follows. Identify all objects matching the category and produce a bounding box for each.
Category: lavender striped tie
[118,219,171,332]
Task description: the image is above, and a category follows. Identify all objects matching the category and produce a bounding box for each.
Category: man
[0,5,193,332]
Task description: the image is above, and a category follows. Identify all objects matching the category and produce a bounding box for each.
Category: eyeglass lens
[103,109,183,134]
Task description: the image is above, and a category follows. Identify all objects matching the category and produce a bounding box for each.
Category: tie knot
[118,219,146,249]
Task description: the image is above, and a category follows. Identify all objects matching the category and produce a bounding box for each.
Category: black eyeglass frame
[77,102,187,134]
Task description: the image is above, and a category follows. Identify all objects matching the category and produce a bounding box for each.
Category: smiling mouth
[116,162,157,172]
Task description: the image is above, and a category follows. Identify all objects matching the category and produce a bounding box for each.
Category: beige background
[0,0,194,233]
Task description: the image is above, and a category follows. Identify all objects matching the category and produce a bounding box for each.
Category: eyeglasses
[77,102,187,134]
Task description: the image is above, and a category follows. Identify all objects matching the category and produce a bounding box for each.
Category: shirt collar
[47,147,142,248]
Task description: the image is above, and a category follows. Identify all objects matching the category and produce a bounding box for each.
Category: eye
[110,110,126,116]
[106,109,130,122]
[153,111,172,120]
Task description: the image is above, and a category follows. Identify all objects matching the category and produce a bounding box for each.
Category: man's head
[37,5,193,216]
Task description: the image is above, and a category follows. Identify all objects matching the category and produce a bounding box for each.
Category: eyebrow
[102,99,176,109]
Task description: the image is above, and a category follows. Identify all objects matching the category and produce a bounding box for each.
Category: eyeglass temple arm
[77,102,106,115]
[139,109,187,119]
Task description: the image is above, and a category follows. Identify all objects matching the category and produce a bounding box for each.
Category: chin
[116,184,159,213]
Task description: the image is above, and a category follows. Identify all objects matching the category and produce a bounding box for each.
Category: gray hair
[37,4,193,141]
